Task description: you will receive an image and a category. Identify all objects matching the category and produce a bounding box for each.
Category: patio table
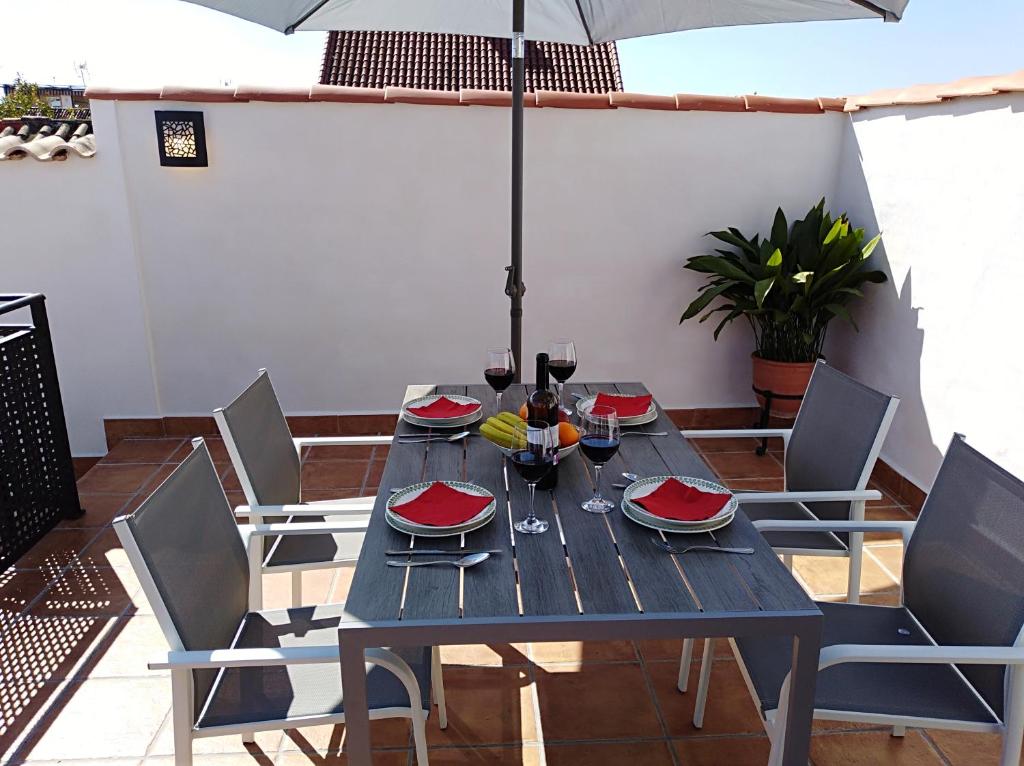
[338,382,822,765]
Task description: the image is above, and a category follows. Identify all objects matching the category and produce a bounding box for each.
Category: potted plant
[680,199,887,416]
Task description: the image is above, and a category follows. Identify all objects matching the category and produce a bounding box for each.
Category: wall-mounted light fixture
[155,110,207,167]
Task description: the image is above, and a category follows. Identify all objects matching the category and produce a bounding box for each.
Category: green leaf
[823,218,844,245]
[792,271,814,283]
[770,208,788,248]
[708,229,758,258]
[754,277,775,308]
[767,248,783,268]
[685,256,755,283]
[712,308,744,341]
[825,303,858,331]
[680,282,733,322]
[861,233,882,259]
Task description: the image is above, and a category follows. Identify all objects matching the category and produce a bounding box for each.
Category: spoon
[386,552,491,569]
[397,431,471,443]
[650,537,754,556]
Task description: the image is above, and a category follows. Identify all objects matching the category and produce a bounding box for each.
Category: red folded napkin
[391,482,492,526]
[594,392,653,419]
[632,479,732,522]
[407,396,480,419]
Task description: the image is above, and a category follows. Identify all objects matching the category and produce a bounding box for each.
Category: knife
[385,548,504,556]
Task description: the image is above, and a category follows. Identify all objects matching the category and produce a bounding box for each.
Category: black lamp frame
[155,110,208,167]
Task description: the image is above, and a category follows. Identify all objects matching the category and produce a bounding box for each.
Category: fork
[649,537,754,555]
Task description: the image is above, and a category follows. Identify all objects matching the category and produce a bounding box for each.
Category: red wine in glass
[579,404,620,514]
[485,348,515,407]
[548,339,576,414]
[548,360,576,383]
[579,435,620,464]
[511,419,555,535]
[511,450,554,484]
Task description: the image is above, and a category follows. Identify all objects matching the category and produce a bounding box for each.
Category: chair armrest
[734,490,881,504]
[294,436,393,449]
[680,429,792,440]
[818,643,1024,671]
[150,645,340,670]
[235,500,374,518]
[752,519,916,542]
[243,520,369,537]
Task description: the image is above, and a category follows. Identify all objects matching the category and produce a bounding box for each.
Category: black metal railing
[0,294,84,571]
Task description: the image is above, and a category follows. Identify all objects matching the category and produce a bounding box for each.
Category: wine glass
[511,419,556,534]
[548,339,576,415]
[484,348,515,408]
[578,404,620,514]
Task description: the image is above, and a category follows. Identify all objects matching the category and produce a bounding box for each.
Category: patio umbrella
[184,0,909,376]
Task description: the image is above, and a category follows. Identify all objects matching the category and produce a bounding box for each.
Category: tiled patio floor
[0,436,1013,765]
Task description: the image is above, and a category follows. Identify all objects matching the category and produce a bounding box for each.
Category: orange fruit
[519,404,528,420]
[558,421,579,447]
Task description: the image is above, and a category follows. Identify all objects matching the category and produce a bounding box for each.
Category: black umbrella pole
[509,0,525,381]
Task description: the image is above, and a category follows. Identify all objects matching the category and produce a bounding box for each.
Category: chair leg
[891,725,905,737]
[1000,665,1024,766]
[291,571,302,608]
[171,668,194,766]
[412,706,430,766]
[431,646,448,729]
[677,638,694,692]
[241,732,256,744]
[782,554,793,571]
[847,533,864,604]
[692,638,715,729]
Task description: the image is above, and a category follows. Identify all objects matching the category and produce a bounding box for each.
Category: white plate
[623,475,737,527]
[385,481,495,538]
[575,394,658,426]
[621,500,735,535]
[401,394,483,428]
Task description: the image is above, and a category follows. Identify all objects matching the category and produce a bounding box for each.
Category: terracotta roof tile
[384,87,463,106]
[308,84,386,103]
[535,90,612,109]
[0,120,94,162]
[459,89,538,107]
[160,86,239,102]
[610,92,676,110]
[744,95,823,114]
[319,31,622,94]
[234,85,312,102]
[675,94,746,112]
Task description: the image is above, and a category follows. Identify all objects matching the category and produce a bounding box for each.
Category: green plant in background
[679,199,888,363]
[0,76,53,119]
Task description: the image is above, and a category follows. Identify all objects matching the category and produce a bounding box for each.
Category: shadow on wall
[825,117,943,489]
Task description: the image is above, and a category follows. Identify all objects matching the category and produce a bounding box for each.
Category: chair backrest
[903,435,1024,720]
[785,361,898,522]
[112,442,250,714]
[215,369,301,509]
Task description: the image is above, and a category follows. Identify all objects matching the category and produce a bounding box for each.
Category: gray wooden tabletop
[342,381,816,623]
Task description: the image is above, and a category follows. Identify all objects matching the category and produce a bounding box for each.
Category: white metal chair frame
[214,369,393,608]
[728,518,1024,766]
[112,455,447,766]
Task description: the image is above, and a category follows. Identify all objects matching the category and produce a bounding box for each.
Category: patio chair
[698,435,1024,766]
[215,369,392,608]
[113,441,445,766]
[676,362,898,700]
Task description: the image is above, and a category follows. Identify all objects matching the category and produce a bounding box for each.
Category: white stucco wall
[2,98,845,454]
[830,93,1024,487]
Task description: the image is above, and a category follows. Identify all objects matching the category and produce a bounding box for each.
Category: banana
[480,422,523,449]
[496,411,526,428]
[485,417,518,437]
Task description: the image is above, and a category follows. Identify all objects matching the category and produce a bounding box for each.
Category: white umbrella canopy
[184,0,908,42]
[181,0,909,376]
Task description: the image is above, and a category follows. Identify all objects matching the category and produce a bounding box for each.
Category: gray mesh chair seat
[735,601,998,724]
[741,502,846,553]
[199,603,432,729]
[264,518,364,568]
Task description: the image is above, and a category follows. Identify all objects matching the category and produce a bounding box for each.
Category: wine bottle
[527,352,560,489]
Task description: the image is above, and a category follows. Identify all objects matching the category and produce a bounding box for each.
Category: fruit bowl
[490,440,579,460]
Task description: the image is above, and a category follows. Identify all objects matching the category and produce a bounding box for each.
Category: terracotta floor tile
[691,436,769,453]
[528,641,636,664]
[279,718,411,752]
[867,545,904,580]
[925,729,1017,766]
[674,735,772,765]
[13,528,105,572]
[300,489,365,503]
[170,437,231,465]
[60,493,135,529]
[138,463,178,495]
[76,464,162,494]
[148,713,284,756]
[653,659,763,737]
[426,666,536,746]
[0,569,55,616]
[75,528,130,569]
[0,614,113,683]
[30,565,136,617]
[810,730,945,765]
[725,478,786,491]
[637,638,733,664]
[867,481,904,509]
[439,644,530,667]
[77,615,168,679]
[425,746,540,765]
[259,569,338,611]
[301,461,370,491]
[102,438,184,464]
[275,751,411,766]
[702,451,784,480]
[544,740,675,765]
[793,554,897,599]
[12,677,168,760]
[367,461,387,487]
[864,506,916,542]
[304,445,377,461]
[534,662,662,741]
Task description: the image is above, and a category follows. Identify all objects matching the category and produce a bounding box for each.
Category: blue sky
[0,0,1021,97]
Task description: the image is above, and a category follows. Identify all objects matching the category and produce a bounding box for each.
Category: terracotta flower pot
[751,353,816,419]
